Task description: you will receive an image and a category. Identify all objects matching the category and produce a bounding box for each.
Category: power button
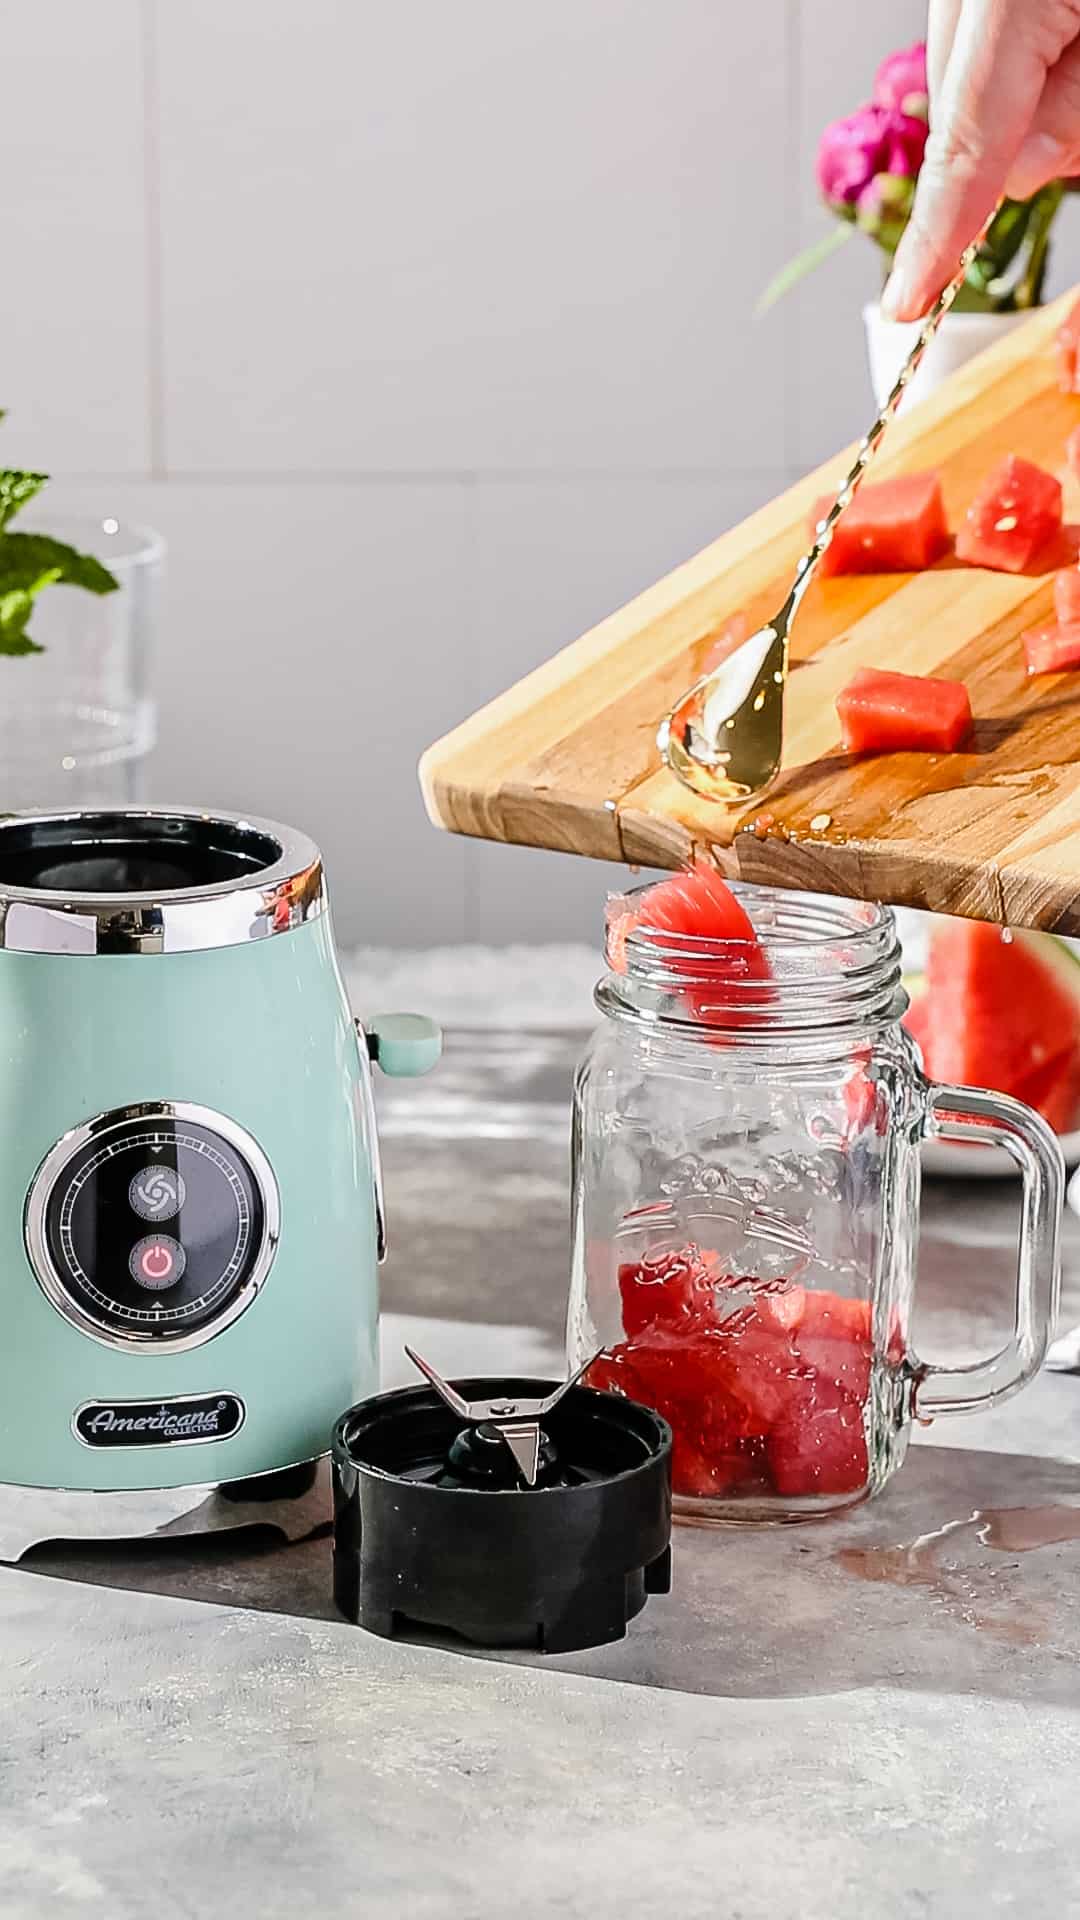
[129,1234,186,1291]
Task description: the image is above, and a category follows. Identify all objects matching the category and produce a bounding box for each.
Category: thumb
[1007,34,1080,197]
[883,0,1052,319]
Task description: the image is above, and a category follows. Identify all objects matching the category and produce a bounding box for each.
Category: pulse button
[129,1234,186,1291]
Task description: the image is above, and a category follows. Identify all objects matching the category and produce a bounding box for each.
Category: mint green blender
[0,808,439,1555]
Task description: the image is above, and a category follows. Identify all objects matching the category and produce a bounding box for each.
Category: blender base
[0,1455,331,1560]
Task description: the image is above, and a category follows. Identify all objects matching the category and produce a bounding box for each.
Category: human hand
[883,0,1080,320]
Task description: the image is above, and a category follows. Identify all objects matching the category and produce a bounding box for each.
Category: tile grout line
[48,466,796,489]
[783,0,802,477]
[139,0,166,479]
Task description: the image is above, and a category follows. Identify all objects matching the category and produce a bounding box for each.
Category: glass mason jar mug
[567,886,1063,1523]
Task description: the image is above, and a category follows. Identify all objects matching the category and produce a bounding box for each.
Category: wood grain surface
[421,289,1080,931]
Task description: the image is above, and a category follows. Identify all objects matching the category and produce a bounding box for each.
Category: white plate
[921,1129,1080,1180]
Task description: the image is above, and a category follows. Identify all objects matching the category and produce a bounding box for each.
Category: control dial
[25,1103,280,1351]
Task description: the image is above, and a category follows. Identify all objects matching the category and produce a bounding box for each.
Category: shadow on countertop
[16,1442,1080,1714]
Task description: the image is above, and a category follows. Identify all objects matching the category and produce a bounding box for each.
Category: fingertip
[881,263,926,324]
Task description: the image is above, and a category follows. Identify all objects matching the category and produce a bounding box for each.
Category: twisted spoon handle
[777,227,989,637]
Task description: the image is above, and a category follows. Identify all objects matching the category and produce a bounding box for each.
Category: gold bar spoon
[658,229,990,807]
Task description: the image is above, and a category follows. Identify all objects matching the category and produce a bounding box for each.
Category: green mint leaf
[0,586,45,656]
[0,470,48,529]
[0,626,45,656]
[0,532,118,596]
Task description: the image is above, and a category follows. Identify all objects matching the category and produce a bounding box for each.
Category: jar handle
[912,1080,1064,1416]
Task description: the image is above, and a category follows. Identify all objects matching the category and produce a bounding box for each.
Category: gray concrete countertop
[5,1021,1080,1917]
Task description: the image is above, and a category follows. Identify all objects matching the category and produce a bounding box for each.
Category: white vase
[862,302,1029,414]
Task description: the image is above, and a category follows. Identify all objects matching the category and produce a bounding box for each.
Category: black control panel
[27,1107,278,1348]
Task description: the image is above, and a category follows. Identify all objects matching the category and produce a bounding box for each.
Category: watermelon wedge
[1013,1047,1080,1135]
[607,865,771,1027]
[1054,568,1080,624]
[902,919,1080,1127]
[1057,293,1080,394]
[837,666,973,755]
[954,455,1062,574]
[1022,620,1080,676]
[810,471,948,576]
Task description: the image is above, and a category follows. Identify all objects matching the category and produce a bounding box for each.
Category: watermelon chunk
[618,1243,720,1340]
[837,666,973,755]
[608,864,760,967]
[1057,294,1080,394]
[588,1262,874,1505]
[954,455,1062,574]
[766,1385,868,1498]
[1022,620,1080,676]
[810,472,949,577]
[607,864,771,1026]
[1054,568,1080,624]
[906,919,1080,1100]
[1013,1047,1080,1135]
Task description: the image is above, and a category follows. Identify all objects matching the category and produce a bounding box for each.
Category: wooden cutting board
[421,287,1080,933]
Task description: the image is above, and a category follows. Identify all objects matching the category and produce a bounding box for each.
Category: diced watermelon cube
[1067,425,1080,483]
[719,1318,807,1428]
[592,1265,877,1505]
[810,472,949,577]
[837,666,973,755]
[618,1245,719,1340]
[1022,620,1080,676]
[954,455,1062,573]
[842,1044,887,1138]
[766,1384,868,1498]
[1054,569,1080,624]
[797,1291,871,1343]
[1057,294,1080,394]
[764,1288,873,1403]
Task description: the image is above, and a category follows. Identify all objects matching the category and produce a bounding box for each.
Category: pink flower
[817,102,927,207]
[884,109,928,177]
[873,41,928,119]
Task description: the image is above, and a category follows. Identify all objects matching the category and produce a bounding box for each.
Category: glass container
[0,514,163,809]
[567,885,1063,1523]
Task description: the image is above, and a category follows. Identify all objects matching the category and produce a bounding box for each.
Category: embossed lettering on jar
[567,884,1061,1524]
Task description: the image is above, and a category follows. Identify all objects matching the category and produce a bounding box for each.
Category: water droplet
[1001,926,1014,944]
[809,812,832,833]
[773,671,784,685]
[752,691,766,712]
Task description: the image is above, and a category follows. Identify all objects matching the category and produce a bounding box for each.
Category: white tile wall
[5,2,1080,945]
[0,0,151,473]
[154,0,791,474]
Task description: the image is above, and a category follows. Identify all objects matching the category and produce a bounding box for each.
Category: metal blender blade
[658,225,991,808]
[403,1346,598,1487]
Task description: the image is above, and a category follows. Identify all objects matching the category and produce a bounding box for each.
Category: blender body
[0,809,425,1549]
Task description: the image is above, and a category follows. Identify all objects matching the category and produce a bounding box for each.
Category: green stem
[755,222,854,315]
